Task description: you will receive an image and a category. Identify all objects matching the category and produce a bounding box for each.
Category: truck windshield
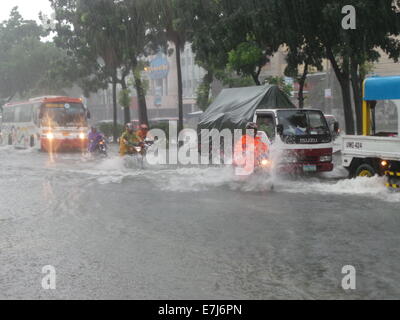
[41,102,87,128]
[277,110,331,143]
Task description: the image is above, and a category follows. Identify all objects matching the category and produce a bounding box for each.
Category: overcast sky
[0,0,52,22]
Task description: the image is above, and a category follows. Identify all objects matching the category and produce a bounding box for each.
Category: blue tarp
[364,76,400,101]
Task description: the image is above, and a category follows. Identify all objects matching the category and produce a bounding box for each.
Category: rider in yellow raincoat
[119,123,142,156]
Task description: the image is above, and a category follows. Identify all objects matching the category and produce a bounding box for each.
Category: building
[137,43,206,120]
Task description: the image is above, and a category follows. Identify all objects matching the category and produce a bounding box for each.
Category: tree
[283,47,324,109]
[265,76,293,98]
[270,0,400,134]
[228,40,268,86]
[273,1,324,109]
[190,0,279,86]
[118,0,160,127]
[145,0,193,133]
[186,0,230,107]
[51,0,134,141]
[0,7,72,102]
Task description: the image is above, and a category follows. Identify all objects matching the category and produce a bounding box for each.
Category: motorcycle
[256,154,275,191]
[125,139,154,168]
[255,154,273,173]
[233,152,274,190]
[89,136,108,157]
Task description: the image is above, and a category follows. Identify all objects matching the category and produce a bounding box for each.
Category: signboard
[148,53,169,80]
[325,88,332,99]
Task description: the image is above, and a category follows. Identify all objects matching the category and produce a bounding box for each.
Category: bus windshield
[41,102,87,128]
[277,110,331,143]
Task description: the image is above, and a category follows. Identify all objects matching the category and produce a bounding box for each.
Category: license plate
[303,165,317,172]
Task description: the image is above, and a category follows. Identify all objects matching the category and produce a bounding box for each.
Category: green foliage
[118,88,131,109]
[268,0,400,133]
[196,82,212,111]
[228,41,266,83]
[265,76,293,98]
[0,7,72,101]
[215,70,255,88]
[187,0,280,87]
[98,122,124,138]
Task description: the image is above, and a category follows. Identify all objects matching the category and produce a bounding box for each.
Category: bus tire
[8,135,12,145]
[355,164,376,178]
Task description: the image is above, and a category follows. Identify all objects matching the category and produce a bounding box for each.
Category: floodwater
[0,145,399,299]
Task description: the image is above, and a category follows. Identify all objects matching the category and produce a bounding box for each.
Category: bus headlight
[320,155,332,162]
[46,132,54,140]
[79,133,86,140]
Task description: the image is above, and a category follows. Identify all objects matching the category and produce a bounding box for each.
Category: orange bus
[1,96,90,152]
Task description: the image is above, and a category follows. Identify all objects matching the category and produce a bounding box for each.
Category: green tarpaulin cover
[198,85,295,131]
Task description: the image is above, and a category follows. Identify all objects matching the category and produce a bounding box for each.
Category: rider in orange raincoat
[233,122,269,175]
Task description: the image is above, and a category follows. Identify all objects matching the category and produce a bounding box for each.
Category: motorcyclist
[88,126,105,153]
[234,122,270,171]
[136,124,150,142]
[119,123,142,156]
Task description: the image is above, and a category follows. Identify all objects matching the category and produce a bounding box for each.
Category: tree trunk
[251,66,262,86]
[134,73,149,126]
[326,47,355,135]
[175,39,184,133]
[339,77,355,135]
[121,78,131,125]
[298,63,309,109]
[350,59,363,135]
[197,70,213,111]
[112,77,118,143]
[251,73,261,86]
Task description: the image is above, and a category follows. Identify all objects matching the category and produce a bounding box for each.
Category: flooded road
[0,145,399,299]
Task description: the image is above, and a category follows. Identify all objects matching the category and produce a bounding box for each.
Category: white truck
[341,76,400,189]
[198,85,336,174]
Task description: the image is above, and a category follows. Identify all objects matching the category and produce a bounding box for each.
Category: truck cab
[254,109,334,173]
[341,76,400,188]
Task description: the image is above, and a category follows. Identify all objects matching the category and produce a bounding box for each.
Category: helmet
[90,126,97,132]
[246,122,258,130]
[126,123,134,131]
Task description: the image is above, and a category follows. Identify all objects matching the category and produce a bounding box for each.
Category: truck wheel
[356,164,376,177]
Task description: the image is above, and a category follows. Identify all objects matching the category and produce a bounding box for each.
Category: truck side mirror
[333,121,339,134]
[277,124,284,135]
